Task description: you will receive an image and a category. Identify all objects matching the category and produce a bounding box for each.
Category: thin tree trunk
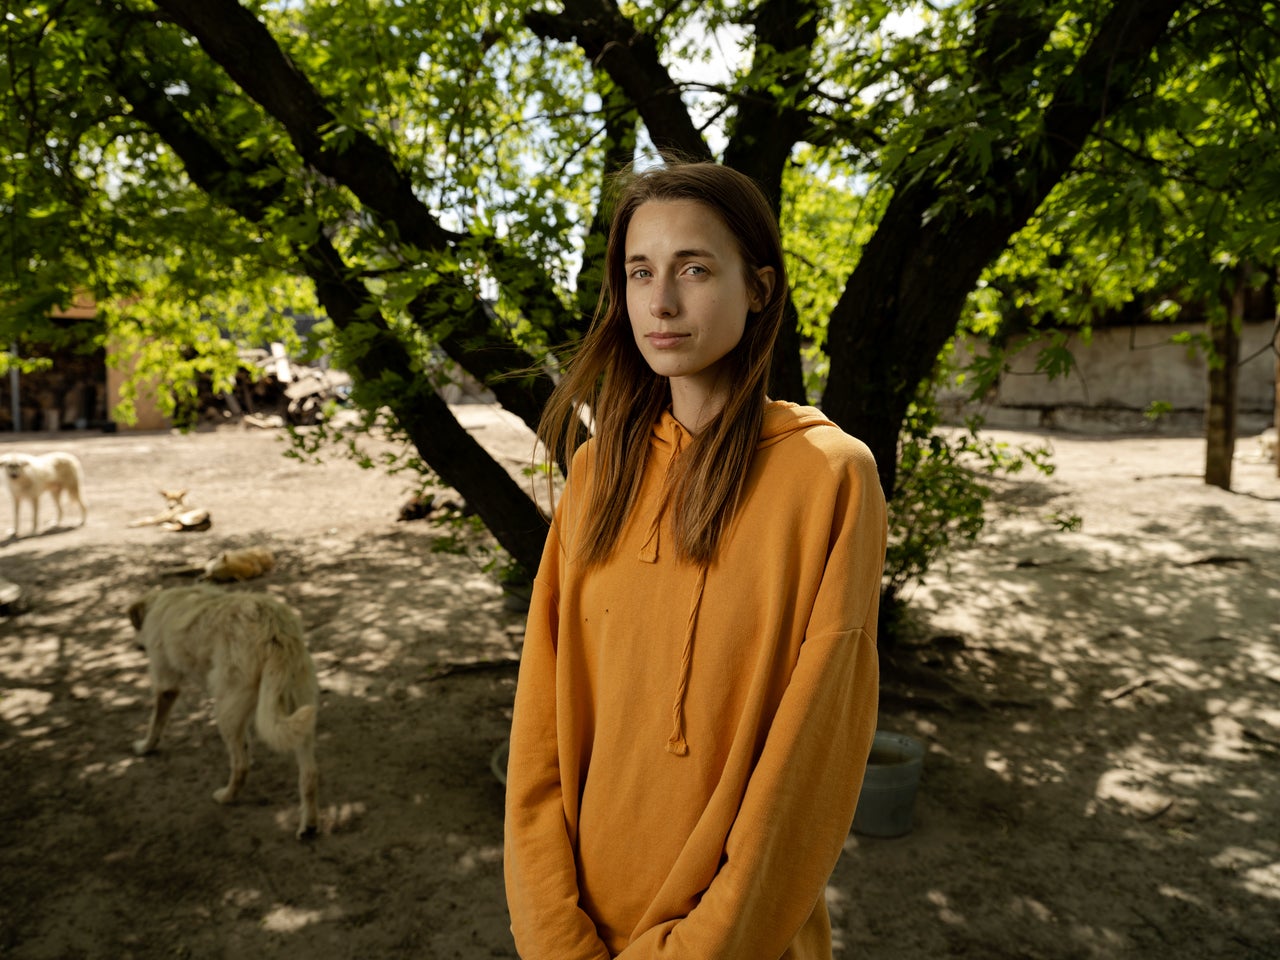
[1205,275,1243,490]
[1273,305,1279,479]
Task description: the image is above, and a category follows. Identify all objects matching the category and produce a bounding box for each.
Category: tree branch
[524,0,710,160]
[104,21,550,573]
[144,0,569,434]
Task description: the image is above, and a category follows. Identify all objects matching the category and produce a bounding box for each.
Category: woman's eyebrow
[625,248,718,263]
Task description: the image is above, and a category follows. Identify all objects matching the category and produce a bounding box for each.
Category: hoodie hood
[649,399,837,455]
[759,400,838,447]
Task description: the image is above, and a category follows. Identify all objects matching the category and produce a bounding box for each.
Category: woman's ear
[749,266,776,311]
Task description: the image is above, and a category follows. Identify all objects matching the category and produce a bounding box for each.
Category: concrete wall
[104,361,170,431]
[940,321,1277,434]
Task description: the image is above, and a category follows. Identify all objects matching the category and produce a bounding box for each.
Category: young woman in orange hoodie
[504,161,888,959]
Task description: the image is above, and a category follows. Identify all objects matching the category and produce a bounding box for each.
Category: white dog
[1,451,87,538]
[128,585,321,839]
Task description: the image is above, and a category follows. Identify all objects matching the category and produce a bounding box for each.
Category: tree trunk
[1205,276,1243,490]
[306,237,549,576]
[111,41,551,576]
[822,0,1189,499]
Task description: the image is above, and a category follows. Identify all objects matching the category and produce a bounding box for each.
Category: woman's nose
[649,276,677,317]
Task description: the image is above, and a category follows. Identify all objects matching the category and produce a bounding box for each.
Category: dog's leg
[294,731,320,839]
[213,690,255,804]
[133,688,180,755]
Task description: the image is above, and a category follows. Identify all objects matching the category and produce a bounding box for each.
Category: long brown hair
[539,162,789,566]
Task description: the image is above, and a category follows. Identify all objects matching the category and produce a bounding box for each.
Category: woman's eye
[683,264,707,276]
[630,268,652,281]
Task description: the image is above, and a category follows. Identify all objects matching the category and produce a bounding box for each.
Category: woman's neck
[669,374,730,434]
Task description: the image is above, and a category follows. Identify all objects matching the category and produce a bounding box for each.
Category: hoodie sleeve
[504,494,613,959]
[617,441,887,959]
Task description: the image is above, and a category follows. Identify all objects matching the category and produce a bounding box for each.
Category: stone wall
[941,321,1277,435]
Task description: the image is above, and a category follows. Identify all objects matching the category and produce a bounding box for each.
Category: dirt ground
[1,405,1277,960]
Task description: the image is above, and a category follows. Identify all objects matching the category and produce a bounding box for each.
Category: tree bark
[722,0,820,404]
[305,237,549,574]
[1205,274,1243,490]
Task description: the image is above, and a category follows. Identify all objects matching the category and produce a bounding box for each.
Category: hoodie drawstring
[637,417,705,757]
[640,424,684,564]
[666,564,707,756]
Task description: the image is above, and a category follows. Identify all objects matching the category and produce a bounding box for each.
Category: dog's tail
[254,604,319,753]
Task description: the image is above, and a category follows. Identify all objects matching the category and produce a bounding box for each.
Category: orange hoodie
[504,401,887,959]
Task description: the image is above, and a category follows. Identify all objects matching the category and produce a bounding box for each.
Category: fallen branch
[1176,555,1252,567]
[1240,725,1280,751]
[1103,677,1157,702]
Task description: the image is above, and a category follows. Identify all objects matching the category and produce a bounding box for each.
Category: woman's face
[624,200,772,415]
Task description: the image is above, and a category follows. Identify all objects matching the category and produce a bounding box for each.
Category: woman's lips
[646,332,689,349]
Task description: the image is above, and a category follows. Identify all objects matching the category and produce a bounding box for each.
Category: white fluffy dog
[1,451,87,538]
[128,585,321,839]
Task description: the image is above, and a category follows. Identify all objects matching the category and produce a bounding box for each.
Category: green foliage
[5,0,1278,602]
[884,383,1055,601]
[960,1,1280,353]
[1047,510,1083,533]
[780,150,885,396]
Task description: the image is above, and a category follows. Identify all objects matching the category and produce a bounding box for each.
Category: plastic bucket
[852,731,925,838]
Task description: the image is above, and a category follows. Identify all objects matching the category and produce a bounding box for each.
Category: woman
[504,161,887,958]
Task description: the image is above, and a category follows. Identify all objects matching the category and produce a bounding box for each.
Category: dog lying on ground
[127,489,190,527]
[126,488,212,532]
[203,546,275,582]
[1,451,87,538]
[128,584,320,839]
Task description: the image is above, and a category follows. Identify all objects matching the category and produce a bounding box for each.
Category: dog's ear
[127,596,149,631]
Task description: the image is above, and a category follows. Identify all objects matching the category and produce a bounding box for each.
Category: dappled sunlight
[261,902,336,932]
[830,430,1280,956]
[925,889,966,925]
[223,886,265,910]
[1060,924,1130,954]
[447,834,504,875]
[1211,848,1280,901]
[1240,861,1280,901]
[1008,894,1056,924]
[77,755,145,784]
[323,800,368,833]
[0,687,54,723]
[1092,767,1180,819]
[0,425,523,959]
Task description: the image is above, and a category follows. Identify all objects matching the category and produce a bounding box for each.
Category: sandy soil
[1,406,1277,959]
